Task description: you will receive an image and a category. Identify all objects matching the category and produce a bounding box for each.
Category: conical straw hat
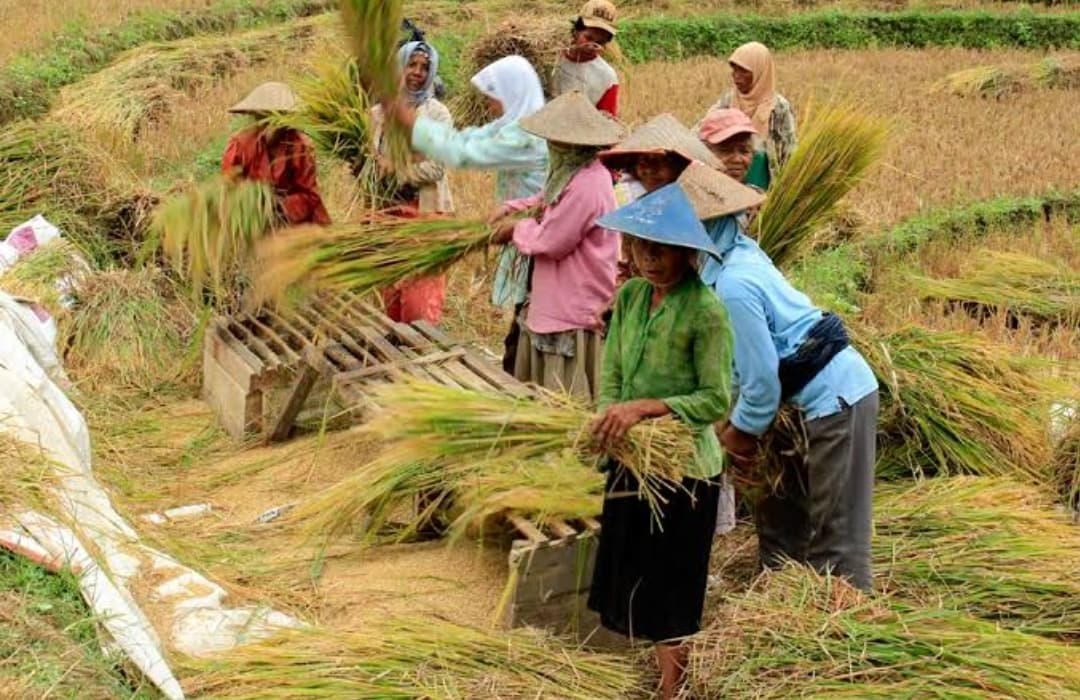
[228,82,299,114]
[677,160,766,221]
[598,113,722,170]
[596,183,724,260]
[520,91,627,146]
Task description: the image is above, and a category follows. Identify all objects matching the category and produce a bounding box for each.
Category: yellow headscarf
[729,42,776,138]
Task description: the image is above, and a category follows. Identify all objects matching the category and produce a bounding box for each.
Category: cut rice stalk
[934,65,1027,98]
[752,104,888,270]
[1053,417,1079,512]
[1031,56,1080,90]
[875,477,1080,639]
[182,616,641,699]
[251,215,495,306]
[689,566,1080,699]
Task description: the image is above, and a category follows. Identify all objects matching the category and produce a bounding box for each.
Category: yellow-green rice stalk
[855,324,1054,482]
[910,250,1079,326]
[1053,418,1079,512]
[875,477,1080,639]
[689,567,1080,699]
[182,616,640,699]
[251,216,495,307]
[150,175,276,308]
[752,104,888,270]
[934,65,1027,98]
[1030,56,1080,90]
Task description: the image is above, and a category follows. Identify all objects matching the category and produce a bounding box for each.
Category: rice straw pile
[151,175,276,306]
[1053,418,1079,512]
[292,379,696,542]
[689,567,1080,699]
[1032,56,1080,90]
[875,477,1080,639]
[752,104,888,270]
[910,250,1080,326]
[251,216,494,306]
[934,65,1026,98]
[54,20,322,139]
[0,120,151,264]
[182,617,640,699]
[339,0,409,168]
[855,324,1054,482]
[62,267,198,391]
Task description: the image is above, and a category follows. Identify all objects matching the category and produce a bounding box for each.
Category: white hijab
[470,55,545,130]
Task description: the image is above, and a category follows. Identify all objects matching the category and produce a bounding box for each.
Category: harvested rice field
[1,0,1078,697]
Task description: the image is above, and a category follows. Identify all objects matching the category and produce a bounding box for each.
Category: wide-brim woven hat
[596,182,724,260]
[520,91,627,146]
[598,113,722,171]
[228,82,299,114]
[677,160,766,221]
[579,0,618,36]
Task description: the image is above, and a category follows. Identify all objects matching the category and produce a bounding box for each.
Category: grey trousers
[754,391,879,590]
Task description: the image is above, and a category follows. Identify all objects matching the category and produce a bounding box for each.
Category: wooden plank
[547,518,577,540]
[264,309,315,351]
[333,348,467,383]
[412,320,534,398]
[581,517,602,533]
[296,303,380,367]
[507,514,548,544]
[265,349,328,443]
[509,536,598,604]
[202,350,259,440]
[241,313,302,364]
[205,324,260,392]
[227,319,282,369]
[345,302,465,388]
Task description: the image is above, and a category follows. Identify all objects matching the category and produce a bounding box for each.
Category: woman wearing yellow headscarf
[702,42,796,189]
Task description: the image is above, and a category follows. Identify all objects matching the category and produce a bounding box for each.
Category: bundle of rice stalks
[251,215,494,306]
[292,379,695,541]
[752,104,888,270]
[1032,56,1080,90]
[934,65,1026,98]
[0,120,151,265]
[0,239,88,312]
[339,0,409,167]
[55,20,322,139]
[855,324,1055,482]
[183,616,640,699]
[150,175,276,308]
[62,267,198,391]
[1053,418,1079,512]
[910,250,1080,326]
[450,18,568,126]
[689,567,1080,699]
[875,477,1080,639]
[728,404,805,502]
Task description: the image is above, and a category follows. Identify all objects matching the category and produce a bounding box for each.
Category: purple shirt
[507,160,618,334]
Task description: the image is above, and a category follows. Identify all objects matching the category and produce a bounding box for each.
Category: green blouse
[745,150,771,190]
[599,275,734,478]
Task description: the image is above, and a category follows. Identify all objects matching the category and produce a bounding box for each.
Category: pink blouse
[507,160,618,334]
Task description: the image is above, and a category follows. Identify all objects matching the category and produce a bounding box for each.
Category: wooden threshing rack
[201,293,604,635]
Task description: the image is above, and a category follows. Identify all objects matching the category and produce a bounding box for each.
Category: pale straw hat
[677,160,766,221]
[579,0,618,36]
[520,91,628,146]
[228,82,300,114]
[599,113,722,171]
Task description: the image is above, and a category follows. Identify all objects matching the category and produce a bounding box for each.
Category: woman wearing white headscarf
[371,41,455,324]
[389,55,549,369]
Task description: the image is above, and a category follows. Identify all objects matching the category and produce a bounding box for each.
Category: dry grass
[621,47,1080,228]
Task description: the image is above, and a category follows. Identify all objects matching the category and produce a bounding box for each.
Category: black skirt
[587,467,721,643]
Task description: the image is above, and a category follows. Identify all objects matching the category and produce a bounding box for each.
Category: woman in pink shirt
[490,91,626,402]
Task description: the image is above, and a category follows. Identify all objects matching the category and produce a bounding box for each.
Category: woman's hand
[490,219,516,245]
[487,204,510,225]
[717,421,760,468]
[593,399,669,448]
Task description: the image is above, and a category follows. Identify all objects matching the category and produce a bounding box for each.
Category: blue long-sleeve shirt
[699,216,878,436]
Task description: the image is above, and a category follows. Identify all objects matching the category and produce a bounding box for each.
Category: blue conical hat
[596,182,725,259]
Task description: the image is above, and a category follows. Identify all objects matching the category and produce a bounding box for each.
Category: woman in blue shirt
[678,162,880,591]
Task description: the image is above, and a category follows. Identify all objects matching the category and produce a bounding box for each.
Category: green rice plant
[62,267,198,391]
[182,616,640,699]
[339,0,409,168]
[854,325,1055,482]
[0,120,152,265]
[689,567,1080,699]
[752,104,888,270]
[934,65,1027,98]
[875,477,1080,639]
[909,250,1080,326]
[251,215,494,306]
[150,175,276,308]
[291,379,695,542]
[54,20,324,139]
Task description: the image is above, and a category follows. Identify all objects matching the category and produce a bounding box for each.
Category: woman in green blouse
[589,182,734,700]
